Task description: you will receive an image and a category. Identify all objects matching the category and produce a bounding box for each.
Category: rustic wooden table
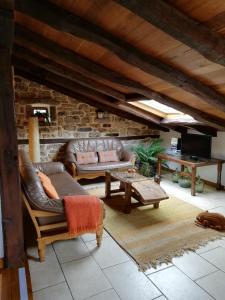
[157,153,225,196]
[105,171,168,213]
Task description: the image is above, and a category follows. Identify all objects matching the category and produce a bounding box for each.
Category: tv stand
[157,153,225,196]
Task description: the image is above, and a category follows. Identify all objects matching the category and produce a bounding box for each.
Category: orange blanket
[64,195,102,235]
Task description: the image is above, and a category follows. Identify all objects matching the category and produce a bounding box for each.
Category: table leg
[191,167,196,196]
[105,172,111,199]
[124,182,132,214]
[217,162,223,190]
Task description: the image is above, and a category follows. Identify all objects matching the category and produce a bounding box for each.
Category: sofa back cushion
[19,150,50,210]
[37,171,59,199]
[66,138,124,161]
[76,151,98,165]
[98,150,119,163]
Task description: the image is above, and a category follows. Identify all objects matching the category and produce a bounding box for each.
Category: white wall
[160,130,225,186]
[0,197,4,258]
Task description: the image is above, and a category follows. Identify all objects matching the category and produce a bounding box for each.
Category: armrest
[122,149,136,162]
[65,151,77,165]
[34,162,65,175]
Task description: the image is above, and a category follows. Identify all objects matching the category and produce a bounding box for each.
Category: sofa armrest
[122,149,136,162]
[34,162,65,175]
[65,151,77,165]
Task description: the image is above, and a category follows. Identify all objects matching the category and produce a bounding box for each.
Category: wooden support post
[0,4,25,267]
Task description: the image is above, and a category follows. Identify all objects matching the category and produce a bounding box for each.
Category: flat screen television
[181,134,212,159]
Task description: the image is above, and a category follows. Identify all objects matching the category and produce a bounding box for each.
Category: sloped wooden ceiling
[13,0,225,135]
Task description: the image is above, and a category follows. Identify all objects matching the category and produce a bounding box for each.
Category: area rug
[86,184,225,270]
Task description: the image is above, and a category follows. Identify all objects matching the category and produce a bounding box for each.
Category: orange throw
[63,195,102,235]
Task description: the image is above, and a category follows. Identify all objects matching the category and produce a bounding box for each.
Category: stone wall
[15,76,157,139]
[15,76,158,161]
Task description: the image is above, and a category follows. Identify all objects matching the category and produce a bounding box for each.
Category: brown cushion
[98,150,119,163]
[37,171,59,199]
[76,151,98,165]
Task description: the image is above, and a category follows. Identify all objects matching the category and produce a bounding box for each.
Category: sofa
[19,150,104,261]
[65,137,134,179]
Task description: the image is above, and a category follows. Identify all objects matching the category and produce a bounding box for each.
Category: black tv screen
[181,134,212,159]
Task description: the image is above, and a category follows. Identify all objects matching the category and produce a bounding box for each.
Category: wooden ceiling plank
[115,0,225,67]
[13,45,126,101]
[15,66,168,131]
[14,25,225,130]
[15,0,225,112]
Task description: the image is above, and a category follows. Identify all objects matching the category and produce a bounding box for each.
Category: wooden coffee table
[105,171,169,213]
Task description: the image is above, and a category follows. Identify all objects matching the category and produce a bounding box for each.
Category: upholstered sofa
[65,137,134,179]
[19,150,104,261]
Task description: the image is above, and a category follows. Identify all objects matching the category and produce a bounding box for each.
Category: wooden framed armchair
[19,150,104,262]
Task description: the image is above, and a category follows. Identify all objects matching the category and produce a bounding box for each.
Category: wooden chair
[22,194,104,262]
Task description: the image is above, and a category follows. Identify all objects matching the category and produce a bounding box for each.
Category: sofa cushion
[49,171,88,197]
[37,171,59,199]
[98,150,119,163]
[77,161,133,174]
[76,151,98,165]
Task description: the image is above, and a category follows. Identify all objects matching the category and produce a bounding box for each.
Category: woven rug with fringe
[87,183,225,271]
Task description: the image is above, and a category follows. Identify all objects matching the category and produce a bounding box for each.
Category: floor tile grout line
[82,288,122,300]
[145,266,173,300]
[144,264,174,276]
[165,264,217,300]
[52,244,76,300]
[194,269,219,282]
[32,280,66,294]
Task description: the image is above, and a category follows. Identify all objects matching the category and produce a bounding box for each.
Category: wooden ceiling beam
[115,0,225,68]
[14,62,168,131]
[188,125,218,137]
[14,26,225,130]
[15,0,225,112]
[13,45,126,101]
[129,94,225,131]
[14,58,162,126]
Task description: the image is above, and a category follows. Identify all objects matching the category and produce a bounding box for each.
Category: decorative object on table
[195,175,204,193]
[172,168,180,183]
[178,167,191,188]
[134,138,166,177]
[127,168,136,178]
[195,211,225,231]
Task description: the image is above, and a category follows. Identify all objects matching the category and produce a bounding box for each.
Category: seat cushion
[77,161,133,174]
[49,171,88,197]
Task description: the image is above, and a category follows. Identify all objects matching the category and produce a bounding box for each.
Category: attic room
[1,1,225,299]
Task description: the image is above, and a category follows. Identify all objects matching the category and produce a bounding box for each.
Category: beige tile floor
[29,175,225,300]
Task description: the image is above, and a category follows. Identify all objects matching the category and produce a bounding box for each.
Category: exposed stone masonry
[15,76,157,161]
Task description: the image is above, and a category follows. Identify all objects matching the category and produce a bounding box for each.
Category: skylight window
[139,100,181,114]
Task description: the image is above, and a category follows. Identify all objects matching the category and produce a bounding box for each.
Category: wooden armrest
[33,210,62,218]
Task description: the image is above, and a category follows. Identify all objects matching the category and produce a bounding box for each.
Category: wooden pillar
[0,3,25,267]
[28,117,40,162]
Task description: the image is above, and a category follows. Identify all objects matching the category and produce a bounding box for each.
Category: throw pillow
[37,171,59,199]
[98,150,119,163]
[76,151,98,165]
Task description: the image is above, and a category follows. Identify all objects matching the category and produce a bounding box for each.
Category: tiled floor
[29,175,225,300]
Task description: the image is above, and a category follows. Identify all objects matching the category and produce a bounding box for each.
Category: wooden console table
[157,153,224,196]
